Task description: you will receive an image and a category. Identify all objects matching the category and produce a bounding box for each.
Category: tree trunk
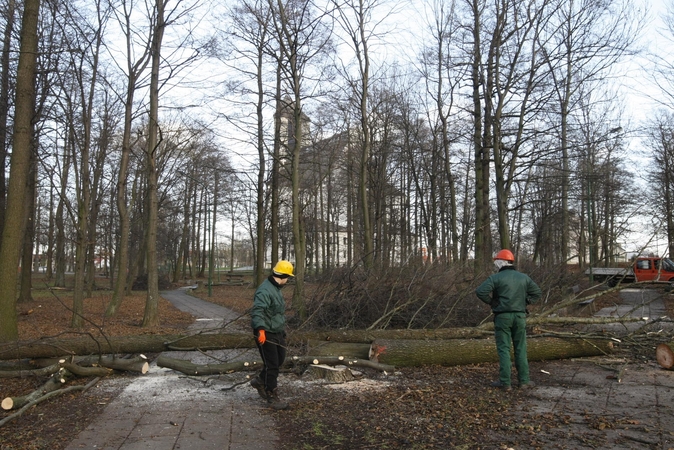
[0,0,16,237]
[142,0,165,328]
[0,0,40,343]
[369,337,614,367]
[0,326,619,362]
[18,156,36,303]
[0,333,256,360]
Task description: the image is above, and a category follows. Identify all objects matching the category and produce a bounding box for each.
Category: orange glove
[257,329,266,345]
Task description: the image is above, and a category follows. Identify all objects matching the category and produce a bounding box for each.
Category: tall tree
[63,0,109,328]
[540,0,640,265]
[141,0,167,327]
[105,0,153,317]
[647,114,674,258]
[268,0,331,321]
[224,0,273,286]
[0,0,41,342]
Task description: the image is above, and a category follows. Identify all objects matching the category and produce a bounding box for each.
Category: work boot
[250,376,267,400]
[519,381,535,390]
[490,381,512,391]
[266,388,289,410]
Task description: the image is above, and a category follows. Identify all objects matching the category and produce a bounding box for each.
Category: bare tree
[222,0,274,286]
[105,0,153,317]
[540,0,641,266]
[418,0,462,263]
[646,113,674,258]
[267,0,332,320]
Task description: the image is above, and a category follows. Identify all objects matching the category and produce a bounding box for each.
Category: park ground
[1,280,673,449]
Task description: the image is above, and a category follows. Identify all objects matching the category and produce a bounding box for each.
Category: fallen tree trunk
[656,343,674,369]
[0,333,254,360]
[157,354,395,377]
[156,355,262,375]
[0,327,617,361]
[0,330,487,361]
[369,337,614,367]
[306,340,371,359]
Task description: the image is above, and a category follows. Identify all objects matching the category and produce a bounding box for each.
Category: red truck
[586,257,674,287]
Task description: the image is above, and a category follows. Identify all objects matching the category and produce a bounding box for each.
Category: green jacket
[250,276,286,333]
[475,266,542,313]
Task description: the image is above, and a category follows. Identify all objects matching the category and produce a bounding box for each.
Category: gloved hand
[257,329,266,345]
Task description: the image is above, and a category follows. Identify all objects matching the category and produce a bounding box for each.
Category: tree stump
[307,364,354,383]
[656,343,674,369]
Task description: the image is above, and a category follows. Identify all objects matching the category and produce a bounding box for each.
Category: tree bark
[306,339,373,359]
[142,0,165,328]
[0,0,40,343]
[369,337,614,367]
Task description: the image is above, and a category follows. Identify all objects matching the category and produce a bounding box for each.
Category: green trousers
[493,312,529,386]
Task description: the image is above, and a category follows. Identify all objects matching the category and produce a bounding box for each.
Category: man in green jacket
[475,249,542,391]
[250,260,294,410]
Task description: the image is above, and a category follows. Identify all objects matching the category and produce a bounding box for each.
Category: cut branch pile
[0,354,149,428]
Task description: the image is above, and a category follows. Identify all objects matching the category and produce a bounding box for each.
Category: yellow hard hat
[272,260,294,277]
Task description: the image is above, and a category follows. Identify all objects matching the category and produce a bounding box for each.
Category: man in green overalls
[250,260,294,409]
[475,250,542,391]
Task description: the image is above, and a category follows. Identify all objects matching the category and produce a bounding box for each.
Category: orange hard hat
[494,249,515,262]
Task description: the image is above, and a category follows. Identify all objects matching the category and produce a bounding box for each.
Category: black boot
[266,388,289,410]
[250,376,267,400]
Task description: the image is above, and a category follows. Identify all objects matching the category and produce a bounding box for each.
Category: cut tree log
[31,355,149,374]
[156,355,262,375]
[307,364,354,383]
[369,337,614,367]
[656,343,674,369]
[0,377,100,428]
[60,363,112,378]
[2,368,73,410]
[0,363,60,378]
